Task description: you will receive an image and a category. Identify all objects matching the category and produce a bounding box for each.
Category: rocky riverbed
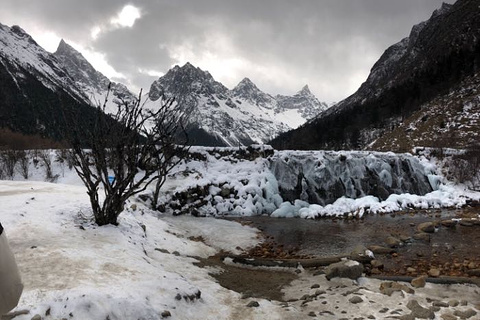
[189,207,480,319]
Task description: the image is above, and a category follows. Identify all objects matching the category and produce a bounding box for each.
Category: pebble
[161,310,171,318]
[311,283,320,289]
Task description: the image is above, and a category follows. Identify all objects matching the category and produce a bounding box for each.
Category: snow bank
[1,180,292,319]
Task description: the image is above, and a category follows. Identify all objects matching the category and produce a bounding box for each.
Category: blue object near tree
[108,176,115,185]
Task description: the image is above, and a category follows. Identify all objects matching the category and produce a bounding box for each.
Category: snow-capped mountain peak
[148,63,329,146]
[0,23,88,103]
[298,84,312,96]
[53,39,136,112]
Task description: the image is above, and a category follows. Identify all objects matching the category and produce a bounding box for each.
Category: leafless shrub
[64,88,188,226]
[16,150,30,179]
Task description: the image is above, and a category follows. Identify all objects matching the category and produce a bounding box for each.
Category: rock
[130,203,137,211]
[380,282,415,296]
[371,260,384,269]
[411,275,427,288]
[467,262,477,269]
[428,268,441,277]
[386,236,401,248]
[325,259,364,280]
[161,310,171,318]
[350,244,369,258]
[417,222,435,233]
[407,300,435,319]
[432,301,449,308]
[311,283,320,289]
[349,296,364,304]
[459,220,474,227]
[453,309,477,319]
[441,220,457,228]
[247,301,260,308]
[407,267,417,273]
[368,245,395,254]
[413,232,431,242]
[314,289,326,296]
[220,187,231,198]
[308,311,316,317]
[31,316,42,320]
[440,314,458,320]
[448,300,459,307]
[467,269,480,276]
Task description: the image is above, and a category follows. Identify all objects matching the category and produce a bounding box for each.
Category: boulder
[453,309,477,319]
[413,232,431,242]
[441,220,457,228]
[325,259,364,280]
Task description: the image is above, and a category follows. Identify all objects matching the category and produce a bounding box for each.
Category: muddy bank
[194,254,298,301]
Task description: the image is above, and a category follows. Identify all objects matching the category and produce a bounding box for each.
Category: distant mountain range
[2,0,479,152]
[0,23,328,148]
[272,0,480,152]
[149,63,328,146]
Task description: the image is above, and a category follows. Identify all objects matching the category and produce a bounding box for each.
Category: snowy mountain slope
[0,23,108,146]
[370,72,480,152]
[149,63,328,146]
[54,40,136,113]
[0,24,89,103]
[272,0,480,151]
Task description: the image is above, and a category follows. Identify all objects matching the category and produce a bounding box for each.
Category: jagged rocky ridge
[149,63,328,147]
[53,40,136,112]
[272,0,480,151]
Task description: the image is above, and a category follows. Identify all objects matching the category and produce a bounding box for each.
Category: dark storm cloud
[0,0,453,102]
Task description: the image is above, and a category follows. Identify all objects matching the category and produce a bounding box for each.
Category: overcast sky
[0,0,453,103]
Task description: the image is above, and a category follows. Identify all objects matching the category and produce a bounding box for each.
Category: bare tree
[0,150,18,179]
[16,150,30,179]
[65,89,188,226]
[149,97,189,209]
[38,150,54,181]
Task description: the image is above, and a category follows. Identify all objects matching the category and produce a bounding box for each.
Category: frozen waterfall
[270,151,438,206]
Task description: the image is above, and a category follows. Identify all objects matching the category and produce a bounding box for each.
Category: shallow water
[229,208,480,274]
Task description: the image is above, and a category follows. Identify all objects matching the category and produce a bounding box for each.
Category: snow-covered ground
[1,148,480,319]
